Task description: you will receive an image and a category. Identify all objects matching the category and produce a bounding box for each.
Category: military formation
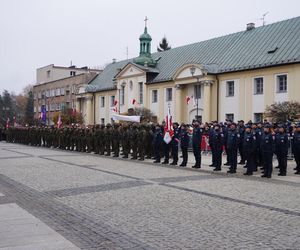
[2,119,300,179]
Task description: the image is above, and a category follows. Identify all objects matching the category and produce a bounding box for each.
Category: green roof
[87,16,300,92]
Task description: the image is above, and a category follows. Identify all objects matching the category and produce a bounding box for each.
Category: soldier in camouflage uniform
[105,124,112,156]
[130,124,138,160]
[137,124,147,161]
[112,124,120,157]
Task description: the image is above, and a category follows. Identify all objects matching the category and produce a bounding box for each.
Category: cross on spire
[144,16,148,28]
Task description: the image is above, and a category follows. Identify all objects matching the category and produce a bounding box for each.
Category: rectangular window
[276,74,287,93]
[101,118,105,124]
[139,82,143,104]
[47,70,51,78]
[166,88,172,102]
[152,90,158,103]
[56,88,61,96]
[70,71,76,76]
[121,86,125,105]
[226,113,234,121]
[254,113,263,123]
[194,85,201,99]
[254,77,264,94]
[61,88,65,95]
[110,96,115,107]
[226,81,234,97]
[100,96,105,108]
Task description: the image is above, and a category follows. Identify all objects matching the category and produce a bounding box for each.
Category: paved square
[0,142,299,249]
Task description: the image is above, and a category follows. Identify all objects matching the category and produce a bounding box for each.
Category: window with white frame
[276,74,287,93]
[254,77,264,94]
[226,81,234,97]
[70,71,76,76]
[194,85,201,99]
[226,113,234,121]
[121,85,125,105]
[101,118,105,124]
[110,96,115,107]
[100,96,105,108]
[51,89,55,97]
[61,88,65,95]
[152,90,158,103]
[56,88,61,96]
[138,82,143,104]
[254,113,263,123]
[166,88,172,102]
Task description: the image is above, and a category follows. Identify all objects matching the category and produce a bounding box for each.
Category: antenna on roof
[261,12,269,26]
[126,46,129,60]
[70,60,72,66]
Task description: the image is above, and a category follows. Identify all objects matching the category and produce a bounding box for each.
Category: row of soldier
[2,119,300,178]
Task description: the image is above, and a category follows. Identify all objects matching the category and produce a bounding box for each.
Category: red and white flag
[112,106,118,113]
[72,108,76,116]
[186,96,191,105]
[163,108,174,144]
[132,99,136,105]
[114,100,118,106]
[57,114,62,128]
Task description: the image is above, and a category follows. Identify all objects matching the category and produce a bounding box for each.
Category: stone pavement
[0,141,299,249]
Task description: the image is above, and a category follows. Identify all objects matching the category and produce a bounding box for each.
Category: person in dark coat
[292,123,300,175]
[192,120,202,168]
[227,123,240,174]
[243,125,256,175]
[275,124,289,176]
[170,122,180,165]
[212,124,224,171]
[153,124,163,163]
[179,124,190,167]
[261,124,275,178]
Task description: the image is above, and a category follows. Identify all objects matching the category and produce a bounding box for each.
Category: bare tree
[265,101,300,122]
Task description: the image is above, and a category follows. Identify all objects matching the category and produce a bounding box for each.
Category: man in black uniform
[292,123,300,175]
[170,122,179,165]
[153,124,163,163]
[238,120,246,164]
[179,124,190,167]
[227,123,240,174]
[275,124,289,176]
[261,124,274,178]
[192,120,202,168]
[243,125,256,175]
[212,124,224,171]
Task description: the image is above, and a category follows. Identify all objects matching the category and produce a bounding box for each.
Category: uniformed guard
[243,125,256,175]
[212,124,224,171]
[227,123,240,174]
[275,124,289,176]
[192,120,202,169]
[238,120,246,164]
[170,122,179,165]
[261,124,275,178]
[179,123,190,167]
[153,124,163,163]
[292,123,300,175]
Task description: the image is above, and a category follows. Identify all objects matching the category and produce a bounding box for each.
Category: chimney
[246,23,255,31]
[112,58,117,64]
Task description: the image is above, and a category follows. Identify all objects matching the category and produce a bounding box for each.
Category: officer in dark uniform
[275,124,289,176]
[192,120,202,168]
[209,124,216,167]
[292,123,300,174]
[170,122,179,165]
[238,120,246,164]
[243,125,256,175]
[261,124,275,178]
[227,123,240,174]
[212,124,224,171]
[153,124,163,163]
[179,123,190,167]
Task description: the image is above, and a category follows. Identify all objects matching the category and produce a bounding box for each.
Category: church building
[77,16,300,125]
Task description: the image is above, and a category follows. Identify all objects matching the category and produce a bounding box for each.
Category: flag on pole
[112,106,118,113]
[132,99,136,105]
[57,114,62,128]
[6,117,10,129]
[114,100,118,106]
[186,96,191,105]
[163,108,174,144]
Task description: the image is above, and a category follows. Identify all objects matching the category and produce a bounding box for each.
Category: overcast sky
[0,0,299,94]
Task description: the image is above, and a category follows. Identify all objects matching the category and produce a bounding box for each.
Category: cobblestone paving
[0,142,300,249]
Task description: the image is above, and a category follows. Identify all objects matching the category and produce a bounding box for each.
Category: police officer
[192,120,202,169]
[227,123,240,174]
[261,124,275,178]
[275,124,289,176]
[212,124,224,171]
[179,124,190,167]
[243,125,256,175]
[153,124,163,163]
[238,120,246,164]
[170,122,179,165]
[292,123,300,175]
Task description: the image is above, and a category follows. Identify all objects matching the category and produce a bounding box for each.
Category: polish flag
[114,100,118,106]
[112,106,118,113]
[57,114,62,128]
[163,108,174,144]
[192,96,197,107]
[132,99,136,105]
[186,96,191,105]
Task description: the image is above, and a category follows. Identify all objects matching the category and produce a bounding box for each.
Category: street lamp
[190,66,200,120]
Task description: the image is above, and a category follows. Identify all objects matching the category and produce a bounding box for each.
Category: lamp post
[190,66,200,120]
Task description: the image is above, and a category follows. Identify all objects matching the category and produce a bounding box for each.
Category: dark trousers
[163,142,170,163]
[228,148,237,172]
[294,150,300,172]
[211,145,216,165]
[239,142,245,163]
[181,147,188,166]
[171,144,178,164]
[277,152,287,175]
[224,144,230,164]
[245,151,255,174]
[154,144,161,162]
[215,149,222,169]
[262,152,273,177]
[193,146,201,167]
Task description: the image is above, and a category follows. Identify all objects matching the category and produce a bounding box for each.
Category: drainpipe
[93,92,96,125]
[216,74,219,121]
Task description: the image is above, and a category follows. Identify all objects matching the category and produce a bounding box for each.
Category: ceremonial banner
[112,114,140,123]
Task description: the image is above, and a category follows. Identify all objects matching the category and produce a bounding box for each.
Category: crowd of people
[1,119,300,178]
